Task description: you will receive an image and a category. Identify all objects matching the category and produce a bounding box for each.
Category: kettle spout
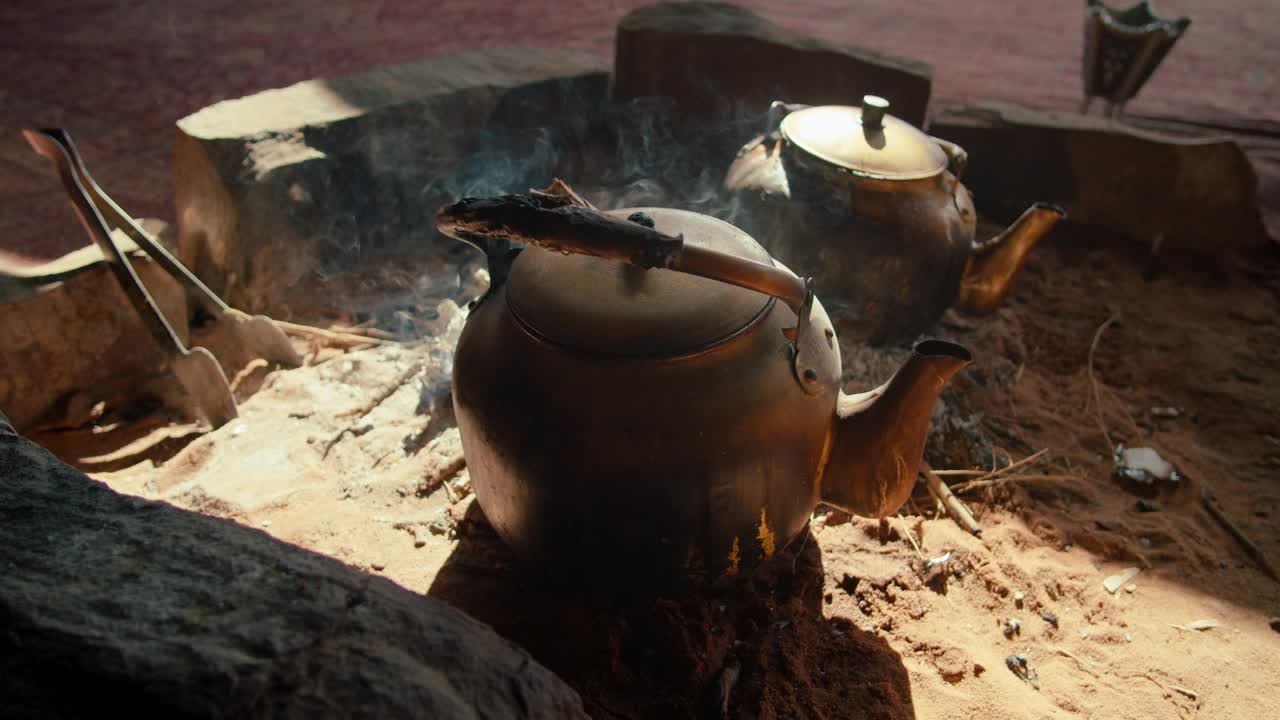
[820,340,972,518]
[957,202,1065,315]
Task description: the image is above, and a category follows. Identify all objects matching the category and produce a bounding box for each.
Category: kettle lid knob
[860,95,889,130]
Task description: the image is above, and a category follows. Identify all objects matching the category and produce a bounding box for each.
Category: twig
[417,454,467,497]
[1086,312,1120,447]
[1202,487,1280,581]
[336,361,425,420]
[951,474,1081,494]
[930,468,989,477]
[1055,648,1099,677]
[326,324,402,341]
[1118,671,1198,701]
[921,464,982,536]
[943,448,1050,490]
[896,513,925,559]
[228,358,269,393]
[276,320,388,348]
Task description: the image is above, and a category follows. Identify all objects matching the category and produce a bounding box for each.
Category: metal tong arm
[23,129,189,354]
[25,129,231,316]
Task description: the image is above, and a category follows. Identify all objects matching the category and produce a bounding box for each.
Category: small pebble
[1135,499,1160,512]
[1003,618,1022,638]
[371,562,386,571]
[1039,610,1059,628]
[1014,591,1025,607]
[413,539,427,548]
[1125,584,1137,593]
[1269,617,1280,633]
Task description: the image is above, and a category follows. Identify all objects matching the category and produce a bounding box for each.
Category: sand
[22,219,1271,719]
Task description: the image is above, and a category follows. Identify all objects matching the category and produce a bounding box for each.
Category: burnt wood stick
[436,187,809,315]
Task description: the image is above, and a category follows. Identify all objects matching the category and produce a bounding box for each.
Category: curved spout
[957,202,1065,315]
[819,340,972,518]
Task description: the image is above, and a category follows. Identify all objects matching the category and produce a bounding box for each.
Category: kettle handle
[765,100,811,136]
[931,136,968,180]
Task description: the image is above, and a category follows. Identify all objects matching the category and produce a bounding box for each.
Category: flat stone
[613,2,932,128]
[0,424,587,718]
[929,103,1271,249]
[173,47,609,314]
[0,224,188,432]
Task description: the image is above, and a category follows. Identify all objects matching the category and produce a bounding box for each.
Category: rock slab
[0,423,587,719]
[0,225,188,432]
[613,2,933,127]
[929,103,1271,249]
[173,46,609,314]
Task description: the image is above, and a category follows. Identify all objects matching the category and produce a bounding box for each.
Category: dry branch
[1202,487,1280,582]
[921,464,982,536]
[1086,312,1120,447]
[276,320,388,348]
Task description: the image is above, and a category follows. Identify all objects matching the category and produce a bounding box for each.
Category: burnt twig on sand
[1202,487,1280,582]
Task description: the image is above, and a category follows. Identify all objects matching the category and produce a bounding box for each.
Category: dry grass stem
[1086,312,1120,447]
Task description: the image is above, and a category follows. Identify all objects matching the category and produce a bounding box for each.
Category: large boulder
[613,2,933,128]
[929,103,1272,249]
[0,418,587,719]
[172,47,609,314]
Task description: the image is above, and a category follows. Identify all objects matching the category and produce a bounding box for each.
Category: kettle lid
[505,208,775,357]
[780,96,947,180]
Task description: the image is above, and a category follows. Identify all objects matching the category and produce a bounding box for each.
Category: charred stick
[1202,487,1280,582]
[436,183,810,315]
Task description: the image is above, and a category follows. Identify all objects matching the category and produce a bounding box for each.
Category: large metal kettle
[726,96,1065,347]
[436,186,971,589]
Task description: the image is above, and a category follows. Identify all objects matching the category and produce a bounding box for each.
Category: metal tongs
[23,128,301,429]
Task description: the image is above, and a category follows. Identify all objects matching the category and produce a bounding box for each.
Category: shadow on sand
[428,501,917,720]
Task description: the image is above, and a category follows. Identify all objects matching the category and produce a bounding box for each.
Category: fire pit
[6,4,1280,720]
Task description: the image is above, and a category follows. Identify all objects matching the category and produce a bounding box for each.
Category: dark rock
[0,429,587,718]
[1135,499,1161,513]
[173,47,609,314]
[929,103,1271,249]
[613,2,932,128]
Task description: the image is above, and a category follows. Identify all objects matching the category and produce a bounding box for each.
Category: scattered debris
[1039,610,1060,628]
[921,552,952,586]
[1202,487,1280,581]
[320,421,374,458]
[1149,406,1181,418]
[1169,619,1219,631]
[1103,567,1141,594]
[1005,654,1039,689]
[1003,618,1022,638]
[1114,445,1181,484]
[923,552,952,573]
[837,573,860,595]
